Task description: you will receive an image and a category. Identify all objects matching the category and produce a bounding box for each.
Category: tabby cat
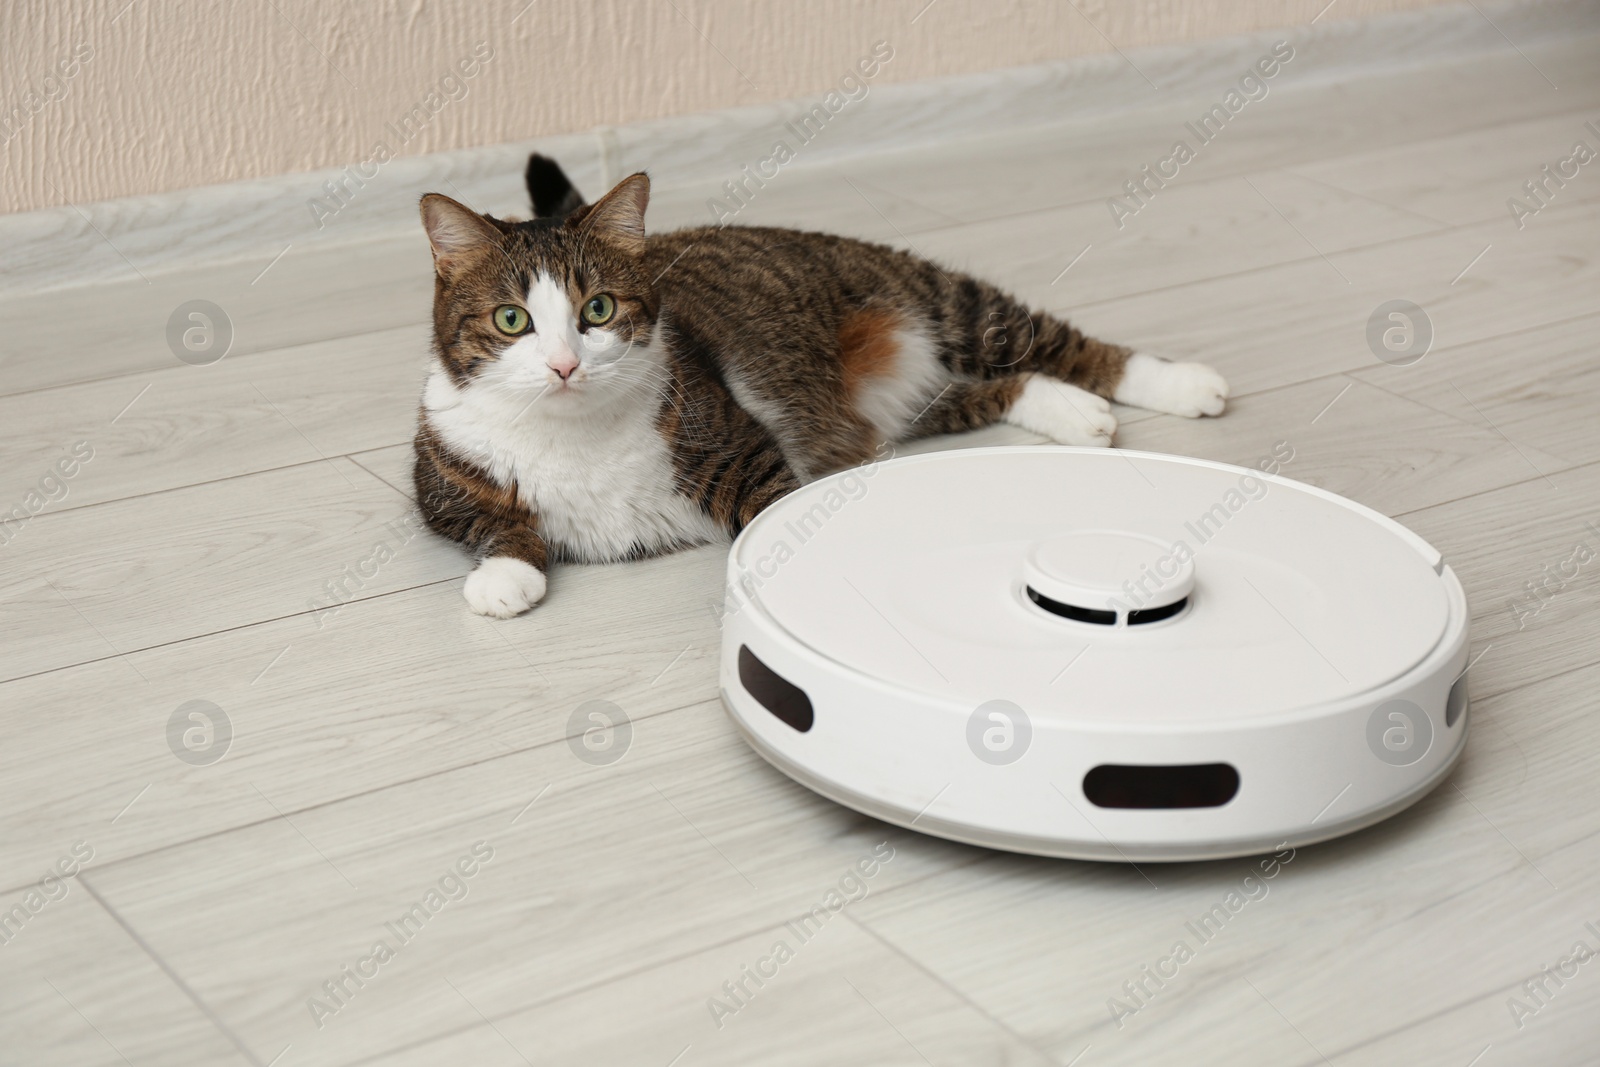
[414,155,1228,617]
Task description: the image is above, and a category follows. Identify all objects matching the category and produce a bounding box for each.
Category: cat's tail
[525,154,587,219]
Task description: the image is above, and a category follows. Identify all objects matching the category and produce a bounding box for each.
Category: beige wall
[2,0,1457,215]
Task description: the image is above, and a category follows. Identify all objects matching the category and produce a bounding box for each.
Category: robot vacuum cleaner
[717,446,1470,862]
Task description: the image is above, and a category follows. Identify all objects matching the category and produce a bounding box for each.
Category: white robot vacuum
[717,447,1470,862]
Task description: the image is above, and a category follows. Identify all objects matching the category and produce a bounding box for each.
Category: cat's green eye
[581,293,616,327]
[493,305,531,335]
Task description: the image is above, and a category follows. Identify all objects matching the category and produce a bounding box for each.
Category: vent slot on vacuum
[1083,763,1240,809]
[1445,674,1468,728]
[1028,586,1188,627]
[738,646,814,733]
[1126,599,1188,625]
[1027,586,1115,624]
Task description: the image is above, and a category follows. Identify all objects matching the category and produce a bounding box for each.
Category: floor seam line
[0,324,432,402]
[843,907,1066,1066]
[335,856,992,1066]
[1053,192,1600,315]
[0,576,465,691]
[0,696,721,896]
[345,452,414,499]
[77,872,266,1067]
[1392,455,1600,518]
[5,444,414,522]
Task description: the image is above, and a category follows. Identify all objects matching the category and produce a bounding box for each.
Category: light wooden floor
[5,28,1600,1067]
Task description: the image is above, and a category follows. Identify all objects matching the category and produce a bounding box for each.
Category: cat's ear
[572,173,649,256]
[420,194,501,275]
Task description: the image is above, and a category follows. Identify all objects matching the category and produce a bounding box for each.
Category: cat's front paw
[464,556,548,617]
[1114,353,1228,418]
[1004,376,1119,447]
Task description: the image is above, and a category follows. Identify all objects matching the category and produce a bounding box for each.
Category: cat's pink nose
[547,350,580,380]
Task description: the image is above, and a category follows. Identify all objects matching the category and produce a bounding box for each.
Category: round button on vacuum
[1024,530,1192,625]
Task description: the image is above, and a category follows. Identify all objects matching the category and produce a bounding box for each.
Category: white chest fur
[422,368,725,562]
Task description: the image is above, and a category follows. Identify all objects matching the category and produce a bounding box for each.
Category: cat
[413,154,1228,617]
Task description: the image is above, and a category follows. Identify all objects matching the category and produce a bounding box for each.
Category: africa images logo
[305,842,495,1031]
[1106,41,1295,229]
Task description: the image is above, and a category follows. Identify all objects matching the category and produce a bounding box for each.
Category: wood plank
[820,34,1600,230]
[1309,917,1600,1067]
[1353,309,1600,468]
[74,699,982,1067]
[1117,374,1572,517]
[0,241,435,398]
[0,458,461,664]
[1138,659,1600,1067]
[0,541,738,886]
[1290,106,1600,230]
[0,569,126,684]
[353,911,1052,1067]
[345,445,416,499]
[0,882,247,1065]
[1394,458,1600,701]
[646,161,967,240]
[907,171,1446,315]
[0,324,429,516]
[1060,198,1600,399]
[849,785,1594,1065]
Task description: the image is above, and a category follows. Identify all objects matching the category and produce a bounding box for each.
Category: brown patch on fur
[837,307,903,394]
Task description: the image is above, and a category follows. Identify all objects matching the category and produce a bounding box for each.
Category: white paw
[1004,376,1118,447]
[1113,353,1228,418]
[464,556,547,617]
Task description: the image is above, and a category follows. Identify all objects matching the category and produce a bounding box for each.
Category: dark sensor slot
[1445,675,1468,728]
[1127,598,1188,625]
[738,646,814,733]
[1027,587,1115,625]
[1027,587,1187,626]
[1083,763,1240,809]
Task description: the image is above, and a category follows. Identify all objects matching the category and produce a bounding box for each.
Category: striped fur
[414,155,1227,615]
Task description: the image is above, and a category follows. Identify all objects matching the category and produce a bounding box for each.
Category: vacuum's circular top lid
[732,447,1451,725]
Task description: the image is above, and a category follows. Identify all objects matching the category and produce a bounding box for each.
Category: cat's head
[419,173,657,409]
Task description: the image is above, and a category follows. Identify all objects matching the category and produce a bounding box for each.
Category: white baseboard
[1,0,1592,295]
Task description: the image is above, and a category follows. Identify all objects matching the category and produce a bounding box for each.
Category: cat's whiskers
[607,362,695,417]
[609,362,719,446]
[511,383,553,424]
